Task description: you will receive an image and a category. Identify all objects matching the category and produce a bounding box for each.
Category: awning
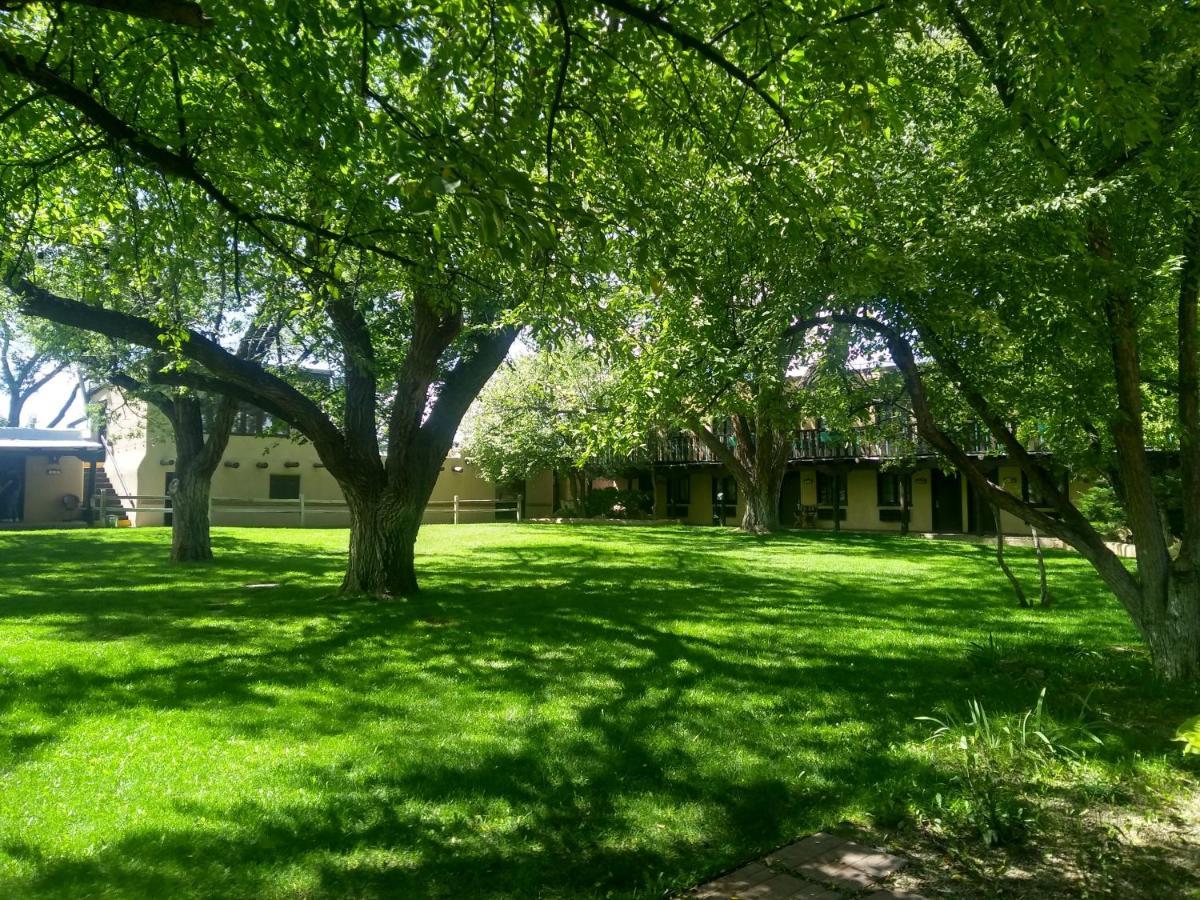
[0,428,105,459]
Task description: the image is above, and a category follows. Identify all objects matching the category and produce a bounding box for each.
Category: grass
[0,524,1196,898]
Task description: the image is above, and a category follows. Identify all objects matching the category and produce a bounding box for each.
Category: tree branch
[8,275,348,469]
[599,0,791,128]
[60,0,213,28]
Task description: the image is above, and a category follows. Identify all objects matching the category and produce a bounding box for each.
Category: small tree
[462,344,617,512]
[0,317,67,427]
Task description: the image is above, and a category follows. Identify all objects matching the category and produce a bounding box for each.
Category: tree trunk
[1031,526,1051,606]
[1143,573,1200,681]
[737,464,784,532]
[993,503,1029,608]
[342,488,423,598]
[169,468,213,562]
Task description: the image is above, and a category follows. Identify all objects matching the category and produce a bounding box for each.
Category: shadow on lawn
[0,526,1195,898]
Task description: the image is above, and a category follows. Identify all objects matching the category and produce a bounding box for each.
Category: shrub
[916,690,1100,849]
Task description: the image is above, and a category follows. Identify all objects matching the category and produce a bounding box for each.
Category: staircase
[92,463,131,526]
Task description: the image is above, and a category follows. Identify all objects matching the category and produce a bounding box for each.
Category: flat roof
[0,427,104,455]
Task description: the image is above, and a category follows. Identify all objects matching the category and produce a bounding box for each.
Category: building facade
[4,392,1083,538]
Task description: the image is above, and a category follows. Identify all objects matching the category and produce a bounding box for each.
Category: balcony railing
[633,423,1037,467]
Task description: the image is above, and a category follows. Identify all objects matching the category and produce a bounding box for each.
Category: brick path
[689,832,921,900]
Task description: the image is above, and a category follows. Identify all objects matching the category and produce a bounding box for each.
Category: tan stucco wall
[524,470,556,518]
[106,401,508,527]
[22,454,86,524]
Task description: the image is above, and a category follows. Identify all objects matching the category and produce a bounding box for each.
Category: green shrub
[1076,483,1128,541]
[916,690,1100,849]
[1175,715,1200,755]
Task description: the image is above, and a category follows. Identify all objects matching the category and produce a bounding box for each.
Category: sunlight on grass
[0,524,1194,898]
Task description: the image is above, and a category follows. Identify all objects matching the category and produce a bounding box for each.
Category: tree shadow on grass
[0,525,1194,898]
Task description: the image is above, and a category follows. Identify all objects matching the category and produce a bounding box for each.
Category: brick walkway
[689,832,922,900]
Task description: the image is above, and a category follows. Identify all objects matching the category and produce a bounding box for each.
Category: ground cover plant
[0,524,1196,898]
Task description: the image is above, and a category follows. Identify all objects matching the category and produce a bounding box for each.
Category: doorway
[711,475,737,525]
[164,471,175,527]
[931,469,963,532]
[0,456,25,523]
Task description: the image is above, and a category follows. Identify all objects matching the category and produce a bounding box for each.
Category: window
[874,400,903,425]
[666,474,690,517]
[877,472,911,507]
[231,403,291,437]
[1022,470,1068,507]
[269,474,301,500]
[816,471,846,506]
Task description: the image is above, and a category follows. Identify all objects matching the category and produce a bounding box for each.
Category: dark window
[816,471,846,506]
[232,403,290,437]
[269,474,301,500]
[666,474,690,517]
[1022,470,1068,507]
[877,472,911,507]
[874,400,903,425]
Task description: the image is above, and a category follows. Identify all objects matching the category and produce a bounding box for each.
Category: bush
[915,690,1100,849]
[1076,483,1128,541]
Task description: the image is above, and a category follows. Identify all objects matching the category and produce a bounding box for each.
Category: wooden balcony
[630,424,1029,467]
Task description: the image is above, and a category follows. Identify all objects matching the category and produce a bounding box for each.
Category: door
[779,471,802,526]
[711,475,737,525]
[966,481,997,535]
[0,456,25,522]
[931,469,963,532]
[164,471,175,527]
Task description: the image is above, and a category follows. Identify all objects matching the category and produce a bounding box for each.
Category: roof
[0,427,104,457]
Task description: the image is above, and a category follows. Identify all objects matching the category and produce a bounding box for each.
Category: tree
[0,317,67,426]
[596,1,1200,677]
[461,344,618,510]
[0,0,603,597]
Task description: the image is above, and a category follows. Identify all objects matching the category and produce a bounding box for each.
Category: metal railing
[95,493,523,526]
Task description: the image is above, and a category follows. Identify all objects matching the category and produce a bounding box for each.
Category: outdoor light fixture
[255,462,269,469]
[45,466,62,476]
[224,461,240,469]
[802,476,814,485]
[284,461,300,468]
[313,462,325,469]
[159,458,175,466]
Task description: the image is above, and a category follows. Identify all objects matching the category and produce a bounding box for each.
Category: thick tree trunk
[1143,573,1200,681]
[169,469,213,562]
[6,394,23,428]
[342,488,423,597]
[737,465,784,532]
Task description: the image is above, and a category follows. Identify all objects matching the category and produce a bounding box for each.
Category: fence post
[299,493,306,528]
[453,495,459,525]
[516,493,523,522]
[98,491,106,527]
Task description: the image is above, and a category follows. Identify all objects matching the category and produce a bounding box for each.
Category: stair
[92,464,131,525]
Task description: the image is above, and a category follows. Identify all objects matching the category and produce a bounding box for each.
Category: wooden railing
[601,423,1039,467]
[95,493,523,526]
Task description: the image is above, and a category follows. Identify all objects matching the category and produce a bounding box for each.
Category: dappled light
[0,525,1194,897]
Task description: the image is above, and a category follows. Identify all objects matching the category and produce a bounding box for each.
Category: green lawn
[0,525,1195,898]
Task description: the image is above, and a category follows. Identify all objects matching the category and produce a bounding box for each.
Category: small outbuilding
[0,427,104,527]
